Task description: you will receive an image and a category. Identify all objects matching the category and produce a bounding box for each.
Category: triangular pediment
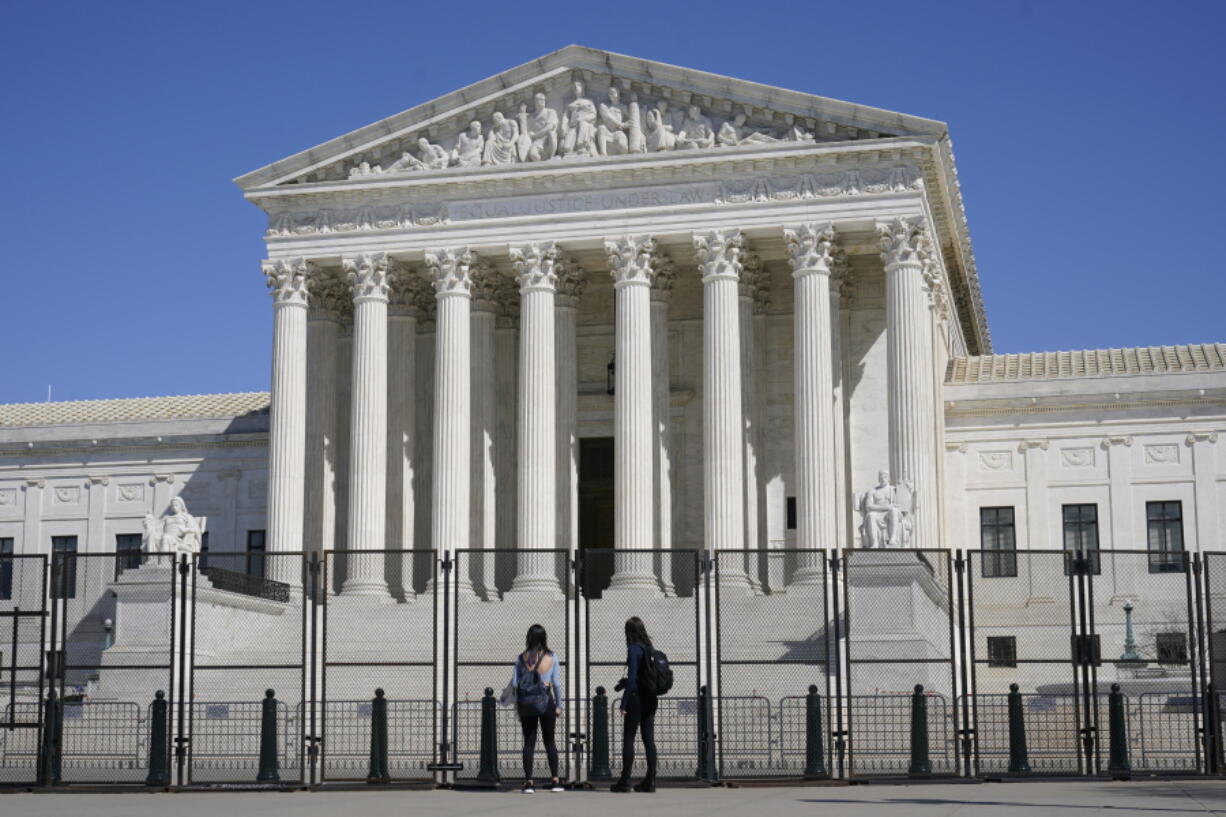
[235,45,947,190]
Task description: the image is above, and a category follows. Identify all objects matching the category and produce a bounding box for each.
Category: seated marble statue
[142,497,205,555]
[855,470,914,548]
[452,121,485,168]
[483,112,520,165]
[676,104,715,150]
[521,93,559,161]
[597,86,630,156]
[560,80,598,157]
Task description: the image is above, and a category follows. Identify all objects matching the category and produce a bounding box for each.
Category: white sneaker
[550,781,564,792]
[522,782,535,793]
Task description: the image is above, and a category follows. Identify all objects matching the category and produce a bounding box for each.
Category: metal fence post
[39,686,62,786]
[146,690,171,786]
[590,686,611,779]
[1007,683,1031,774]
[804,684,827,779]
[477,687,500,784]
[257,689,281,782]
[1108,683,1130,779]
[367,688,390,784]
[698,684,717,781]
[909,684,931,777]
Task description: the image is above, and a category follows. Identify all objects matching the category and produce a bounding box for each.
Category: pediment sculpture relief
[343,77,833,181]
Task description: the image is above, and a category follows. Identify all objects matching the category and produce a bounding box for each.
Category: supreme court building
[2,45,1224,596]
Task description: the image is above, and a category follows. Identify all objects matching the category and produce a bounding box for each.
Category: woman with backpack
[507,623,564,793]
[611,616,660,793]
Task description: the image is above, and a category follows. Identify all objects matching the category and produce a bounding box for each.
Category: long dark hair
[625,616,652,647]
[523,624,550,666]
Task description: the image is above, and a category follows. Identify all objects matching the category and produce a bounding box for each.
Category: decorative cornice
[782,222,836,276]
[1017,439,1050,453]
[88,475,109,486]
[1100,435,1134,449]
[693,229,744,284]
[424,247,477,296]
[605,235,657,287]
[1186,431,1219,445]
[23,478,45,489]
[262,257,309,306]
[342,252,391,303]
[510,241,560,293]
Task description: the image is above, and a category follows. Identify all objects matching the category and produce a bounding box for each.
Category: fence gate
[45,552,178,785]
[320,548,436,784]
[1205,552,1226,773]
[714,548,832,779]
[450,548,572,784]
[0,554,47,786]
[842,548,959,777]
[579,548,701,782]
[1089,550,1203,775]
[186,551,307,785]
[965,550,1083,775]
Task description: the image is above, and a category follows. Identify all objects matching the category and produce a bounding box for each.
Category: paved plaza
[6,781,1226,817]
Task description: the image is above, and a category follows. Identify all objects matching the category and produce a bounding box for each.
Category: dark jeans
[618,692,658,784]
[520,703,559,781]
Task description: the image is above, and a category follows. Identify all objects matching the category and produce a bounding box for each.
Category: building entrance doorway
[578,436,615,590]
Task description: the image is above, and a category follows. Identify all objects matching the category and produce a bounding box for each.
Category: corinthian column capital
[343,252,391,302]
[263,257,310,306]
[876,217,933,269]
[605,235,657,287]
[510,241,560,292]
[468,259,502,312]
[649,255,676,303]
[556,252,587,307]
[692,229,744,282]
[783,223,837,276]
[308,270,352,322]
[424,247,477,296]
[387,261,431,317]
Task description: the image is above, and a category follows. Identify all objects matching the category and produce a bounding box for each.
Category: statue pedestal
[844,550,952,693]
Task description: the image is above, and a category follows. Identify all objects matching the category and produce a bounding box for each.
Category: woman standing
[611,616,657,793]
[508,624,564,793]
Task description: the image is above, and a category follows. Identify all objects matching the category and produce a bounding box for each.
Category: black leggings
[619,693,658,783]
[520,705,559,781]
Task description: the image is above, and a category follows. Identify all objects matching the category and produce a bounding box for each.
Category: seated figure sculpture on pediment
[483,111,520,165]
[676,104,715,150]
[597,86,631,156]
[387,137,450,173]
[520,92,559,161]
[452,120,485,168]
[644,100,677,152]
[560,80,598,157]
[855,470,914,548]
[142,497,205,556]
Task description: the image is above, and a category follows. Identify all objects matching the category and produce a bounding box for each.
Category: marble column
[556,258,587,566]
[511,243,561,594]
[426,248,475,568]
[469,262,501,598]
[695,229,749,592]
[1187,432,1220,551]
[305,273,346,562]
[738,253,765,594]
[830,257,851,552]
[605,236,658,591]
[878,218,940,549]
[784,225,838,584]
[342,253,391,597]
[263,257,309,575]
[494,291,519,591]
[387,267,427,600]
[650,257,676,596]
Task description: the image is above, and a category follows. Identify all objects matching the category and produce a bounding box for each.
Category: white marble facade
[2,46,1224,587]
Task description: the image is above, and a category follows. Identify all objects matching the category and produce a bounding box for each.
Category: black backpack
[516,654,551,717]
[638,645,674,696]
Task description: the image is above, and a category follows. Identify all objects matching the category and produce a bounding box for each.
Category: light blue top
[510,650,564,704]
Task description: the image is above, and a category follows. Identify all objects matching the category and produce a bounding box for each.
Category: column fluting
[427,249,475,569]
[512,243,561,594]
[556,259,587,567]
[469,263,501,598]
[738,254,766,593]
[879,217,940,548]
[695,230,748,592]
[387,266,426,599]
[784,225,838,584]
[649,258,676,596]
[263,257,310,583]
[342,253,391,597]
[605,236,658,591]
[305,273,346,566]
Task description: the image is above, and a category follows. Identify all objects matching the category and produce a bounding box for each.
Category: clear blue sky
[1,0,1223,404]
